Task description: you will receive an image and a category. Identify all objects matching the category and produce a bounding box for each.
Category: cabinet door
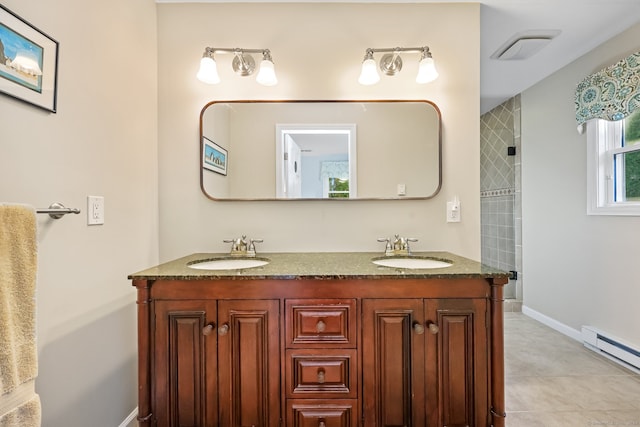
[425,298,488,427]
[217,299,281,427]
[154,300,218,427]
[362,299,426,427]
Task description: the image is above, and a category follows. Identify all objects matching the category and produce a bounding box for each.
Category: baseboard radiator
[582,326,640,373]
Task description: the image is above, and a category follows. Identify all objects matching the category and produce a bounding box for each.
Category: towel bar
[36,202,81,219]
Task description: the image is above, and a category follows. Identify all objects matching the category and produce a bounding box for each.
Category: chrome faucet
[377,234,418,256]
[223,235,263,257]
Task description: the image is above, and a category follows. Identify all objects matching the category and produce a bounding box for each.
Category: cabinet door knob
[202,322,216,336]
[317,368,326,384]
[318,420,326,427]
[316,319,326,333]
[427,321,439,334]
[218,323,230,336]
[413,321,425,335]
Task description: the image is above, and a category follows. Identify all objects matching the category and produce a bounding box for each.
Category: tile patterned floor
[505,312,640,426]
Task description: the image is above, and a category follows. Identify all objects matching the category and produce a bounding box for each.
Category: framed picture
[203,137,228,176]
[0,4,59,113]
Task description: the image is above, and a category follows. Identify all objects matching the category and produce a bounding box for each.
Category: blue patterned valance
[320,161,349,180]
[575,51,640,125]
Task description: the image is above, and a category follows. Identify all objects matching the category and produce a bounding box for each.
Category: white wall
[157,3,481,260]
[0,0,158,424]
[521,23,640,347]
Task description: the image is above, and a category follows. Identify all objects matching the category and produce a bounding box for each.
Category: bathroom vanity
[130,252,509,427]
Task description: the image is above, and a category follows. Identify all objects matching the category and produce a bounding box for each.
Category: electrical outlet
[397,184,406,196]
[87,196,104,225]
[447,200,461,223]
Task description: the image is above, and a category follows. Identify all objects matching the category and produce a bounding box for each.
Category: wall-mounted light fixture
[358,46,438,85]
[197,47,277,86]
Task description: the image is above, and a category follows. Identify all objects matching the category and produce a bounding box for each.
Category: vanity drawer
[286,399,358,427]
[286,349,357,398]
[286,299,357,347]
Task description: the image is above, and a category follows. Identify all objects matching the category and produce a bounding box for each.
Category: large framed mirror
[200,100,442,201]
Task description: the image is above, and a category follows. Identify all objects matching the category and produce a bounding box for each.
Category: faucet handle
[377,237,393,256]
[405,237,418,253]
[248,238,263,249]
[247,238,263,256]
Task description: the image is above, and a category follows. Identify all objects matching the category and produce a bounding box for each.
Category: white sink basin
[188,257,270,270]
[372,257,452,269]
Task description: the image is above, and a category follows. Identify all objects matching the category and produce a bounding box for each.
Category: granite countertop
[128,252,510,281]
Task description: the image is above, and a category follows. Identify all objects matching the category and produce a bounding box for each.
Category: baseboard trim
[521,305,583,342]
[119,407,138,427]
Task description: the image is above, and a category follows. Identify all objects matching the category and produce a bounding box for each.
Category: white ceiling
[290,133,349,156]
[161,0,640,113]
[478,0,640,113]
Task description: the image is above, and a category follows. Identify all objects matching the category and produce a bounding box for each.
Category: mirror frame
[199,100,442,201]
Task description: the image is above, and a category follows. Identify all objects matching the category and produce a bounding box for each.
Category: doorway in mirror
[276,124,357,199]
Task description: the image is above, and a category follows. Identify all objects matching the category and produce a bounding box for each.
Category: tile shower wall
[480,96,522,301]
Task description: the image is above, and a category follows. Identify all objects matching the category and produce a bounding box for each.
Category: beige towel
[0,393,41,427]
[0,205,38,394]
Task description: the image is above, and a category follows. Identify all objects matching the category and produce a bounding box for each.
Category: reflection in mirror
[275,124,357,198]
[200,100,441,200]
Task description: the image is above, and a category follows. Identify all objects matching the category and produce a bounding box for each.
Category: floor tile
[504,313,640,426]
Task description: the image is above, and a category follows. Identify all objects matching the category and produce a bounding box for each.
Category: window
[326,177,350,198]
[587,109,640,215]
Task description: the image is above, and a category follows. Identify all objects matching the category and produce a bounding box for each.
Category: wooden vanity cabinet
[153,300,217,426]
[362,298,488,427]
[133,275,507,427]
[152,297,280,427]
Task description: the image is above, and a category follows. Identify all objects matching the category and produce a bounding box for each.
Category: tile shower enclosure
[480,96,522,301]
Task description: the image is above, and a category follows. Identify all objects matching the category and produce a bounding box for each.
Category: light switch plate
[87,196,104,225]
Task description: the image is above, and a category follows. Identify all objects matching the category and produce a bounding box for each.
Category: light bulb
[358,58,380,85]
[256,59,277,86]
[416,56,438,84]
[197,55,220,84]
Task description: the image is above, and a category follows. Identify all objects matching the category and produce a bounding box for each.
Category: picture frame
[202,137,228,176]
[0,4,59,113]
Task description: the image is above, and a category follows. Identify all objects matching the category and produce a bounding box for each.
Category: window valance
[320,161,349,180]
[575,51,640,125]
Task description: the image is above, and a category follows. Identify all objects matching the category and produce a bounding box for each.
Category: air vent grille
[491,30,561,60]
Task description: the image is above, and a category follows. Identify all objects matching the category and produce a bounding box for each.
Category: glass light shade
[197,56,220,84]
[256,59,278,86]
[358,58,380,85]
[416,57,439,84]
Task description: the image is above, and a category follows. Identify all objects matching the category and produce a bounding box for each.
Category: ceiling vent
[491,30,561,60]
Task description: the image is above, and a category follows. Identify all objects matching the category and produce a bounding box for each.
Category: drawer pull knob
[316,320,326,333]
[317,368,326,384]
[202,322,216,336]
[218,323,230,336]
[427,321,439,335]
[318,420,326,427]
[413,321,425,335]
